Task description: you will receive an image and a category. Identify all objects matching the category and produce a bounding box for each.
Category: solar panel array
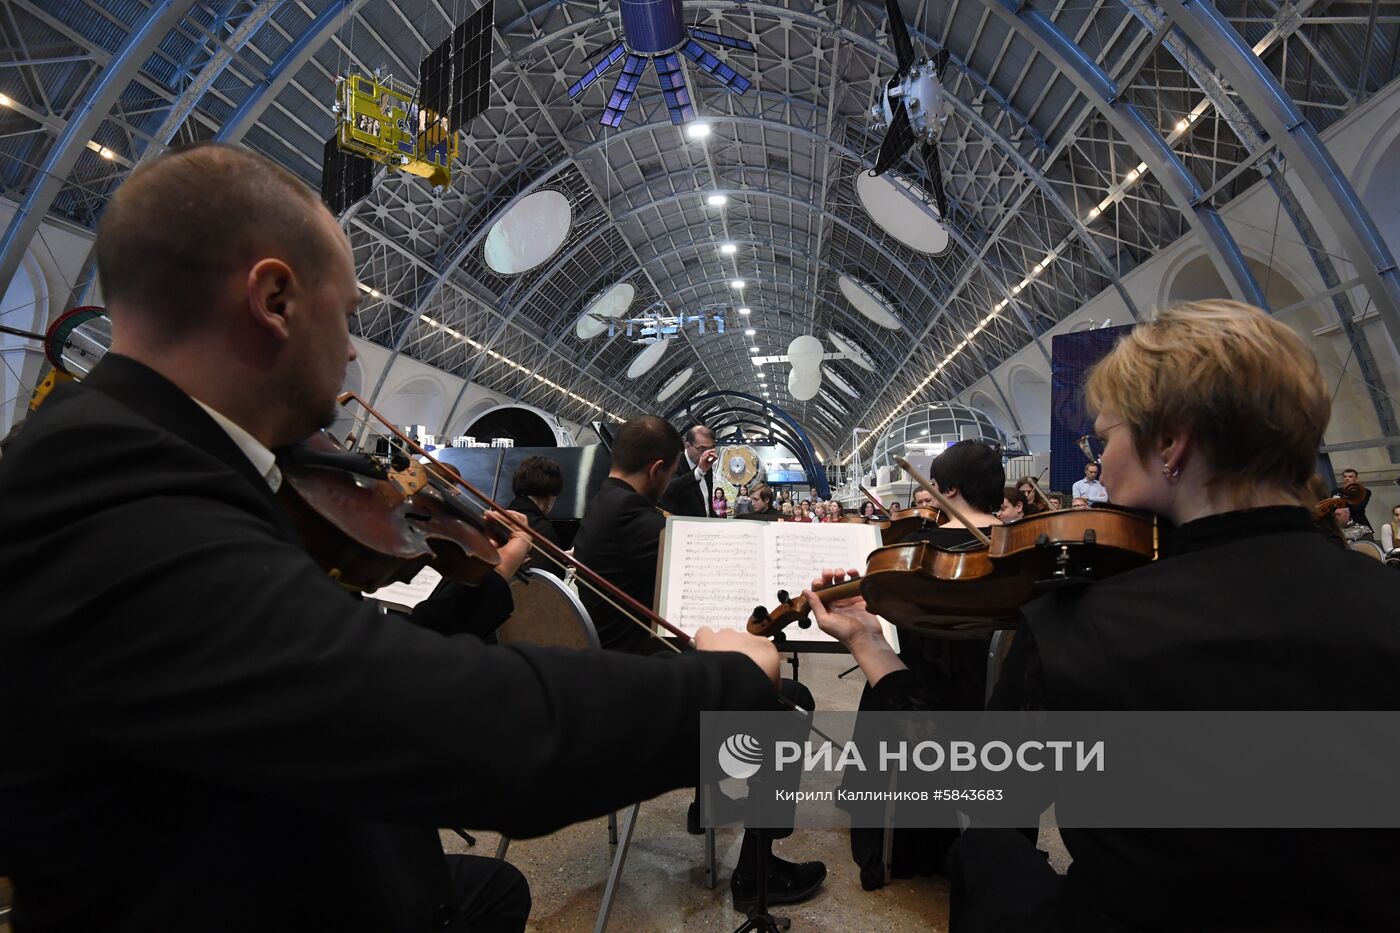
[567,40,626,100]
[687,27,756,52]
[601,53,647,127]
[418,0,495,133]
[653,52,694,124]
[680,39,751,93]
[319,134,375,215]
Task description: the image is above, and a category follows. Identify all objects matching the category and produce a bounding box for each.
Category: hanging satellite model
[590,309,726,344]
[721,445,761,485]
[868,0,951,219]
[320,0,496,214]
[567,0,755,127]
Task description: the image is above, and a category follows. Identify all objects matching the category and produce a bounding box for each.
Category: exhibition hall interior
[3,0,1400,929]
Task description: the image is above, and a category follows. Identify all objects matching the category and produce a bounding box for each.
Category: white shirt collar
[192,399,283,492]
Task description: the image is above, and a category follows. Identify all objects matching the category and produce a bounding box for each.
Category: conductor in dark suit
[807,302,1400,932]
[661,423,719,517]
[0,143,784,933]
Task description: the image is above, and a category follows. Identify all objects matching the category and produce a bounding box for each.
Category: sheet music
[372,566,443,610]
[656,518,886,647]
[658,519,768,639]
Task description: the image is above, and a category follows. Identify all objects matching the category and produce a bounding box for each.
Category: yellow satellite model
[321,0,494,213]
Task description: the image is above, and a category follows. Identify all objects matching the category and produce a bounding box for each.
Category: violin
[748,458,1157,639]
[880,506,947,544]
[276,431,505,592]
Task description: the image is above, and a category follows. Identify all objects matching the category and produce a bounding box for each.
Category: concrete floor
[442,652,1069,933]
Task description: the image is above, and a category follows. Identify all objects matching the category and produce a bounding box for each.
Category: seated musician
[572,421,827,911]
[0,143,788,933]
[808,300,1400,931]
[846,441,1006,890]
[507,454,565,576]
[997,486,1025,523]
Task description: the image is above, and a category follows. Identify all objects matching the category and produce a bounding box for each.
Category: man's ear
[245,258,297,341]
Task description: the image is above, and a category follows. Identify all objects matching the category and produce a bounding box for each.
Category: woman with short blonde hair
[807,301,1400,931]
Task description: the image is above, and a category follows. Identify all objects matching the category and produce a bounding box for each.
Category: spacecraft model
[869,0,951,219]
[567,0,755,127]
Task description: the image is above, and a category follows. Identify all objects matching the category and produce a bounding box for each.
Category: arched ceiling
[2,0,1399,456]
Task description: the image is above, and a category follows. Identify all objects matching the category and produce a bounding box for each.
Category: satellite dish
[856,170,948,255]
[786,334,825,374]
[484,189,572,274]
[626,338,670,378]
[827,330,876,372]
[788,366,822,401]
[721,445,761,485]
[823,364,860,399]
[575,281,635,339]
[838,275,902,330]
[656,365,694,402]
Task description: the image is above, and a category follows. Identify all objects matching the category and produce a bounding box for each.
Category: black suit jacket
[572,477,670,654]
[660,456,712,518]
[0,356,774,932]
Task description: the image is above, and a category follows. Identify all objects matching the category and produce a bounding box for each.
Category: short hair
[96,143,336,334]
[1003,487,1023,506]
[511,456,563,498]
[751,484,774,505]
[1086,301,1329,501]
[1341,468,1359,476]
[684,424,714,445]
[610,416,683,473]
[930,441,1005,514]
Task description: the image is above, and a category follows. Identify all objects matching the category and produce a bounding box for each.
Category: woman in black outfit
[809,300,1400,932]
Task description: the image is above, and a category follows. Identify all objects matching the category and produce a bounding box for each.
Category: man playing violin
[809,301,1400,932]
[0,143,787,933]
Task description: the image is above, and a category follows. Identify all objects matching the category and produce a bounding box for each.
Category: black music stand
[730,826,790,933]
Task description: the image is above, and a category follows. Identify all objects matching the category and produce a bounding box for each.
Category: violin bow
[894,456,992,546]
[1025,473,1055,511]
[337,392,689,652]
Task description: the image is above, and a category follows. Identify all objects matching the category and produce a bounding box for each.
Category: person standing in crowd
[1073,461,1109,503]
[712,485,728,518]
[734,483,753,516]
[1071,496,1090,509]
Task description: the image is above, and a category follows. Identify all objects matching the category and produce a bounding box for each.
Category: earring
[1161,465,1180,478]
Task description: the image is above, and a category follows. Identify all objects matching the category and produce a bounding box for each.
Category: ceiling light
[98,146,115,160]
[744,328,756,336]
[685,122,711,139]
[706,193,728,206]
[0,94,11,108]
[749,346,759,353]
[1175,119,1189,132]
[738,306,751,315]
[730,279,746,289]
[720,243,737,255]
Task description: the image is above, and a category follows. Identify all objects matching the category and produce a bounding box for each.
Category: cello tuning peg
[776,589,791,604]
[750,606,770,623]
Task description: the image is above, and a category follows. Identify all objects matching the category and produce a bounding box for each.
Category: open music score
[655,518,899,652]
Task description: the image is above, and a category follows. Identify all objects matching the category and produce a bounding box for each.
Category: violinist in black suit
[0,143,785,933]
[661,423,719,517]
[806,301,1400,932]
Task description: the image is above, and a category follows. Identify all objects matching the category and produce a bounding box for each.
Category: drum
[1347,539,1384,561]
[497,567,600,650]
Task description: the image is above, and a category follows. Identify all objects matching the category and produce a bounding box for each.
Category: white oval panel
[838,275,902,330]
[656,365,694,402]
[788,366,822,401]
[823,365,860,399]
[786,334,825,374]
[855,170,949,255]
[626,339,670,379]
[484,189,572,275]
[575,281,636,339]
[827,330,875,372]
